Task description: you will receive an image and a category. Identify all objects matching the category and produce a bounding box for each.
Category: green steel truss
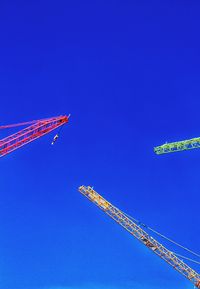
[154,137,200,155]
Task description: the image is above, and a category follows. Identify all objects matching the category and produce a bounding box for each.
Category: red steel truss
[0,115,69,157]
[79,185,200,288]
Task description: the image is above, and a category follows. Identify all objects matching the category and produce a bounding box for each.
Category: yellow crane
[79,185,200,288]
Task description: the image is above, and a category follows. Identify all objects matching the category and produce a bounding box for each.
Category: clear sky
[0,1,200,289]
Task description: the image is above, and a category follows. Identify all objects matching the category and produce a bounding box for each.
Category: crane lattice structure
[154,137,200,155]
[0,115,69,158]
[79,185,200,288]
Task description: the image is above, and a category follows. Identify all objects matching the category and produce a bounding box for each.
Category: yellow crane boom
[79,185,200,288]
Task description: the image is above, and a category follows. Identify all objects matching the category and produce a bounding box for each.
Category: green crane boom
[154,137,200,154]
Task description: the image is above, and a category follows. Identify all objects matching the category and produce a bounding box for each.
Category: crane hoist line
[0,115,69,158]
[79,185,200,288]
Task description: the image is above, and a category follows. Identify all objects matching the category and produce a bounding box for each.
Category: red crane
[0,115,69,158]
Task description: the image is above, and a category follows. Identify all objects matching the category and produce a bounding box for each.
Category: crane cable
[0,117,54,130]
[116,207,200,265]
[171,253,200,265]
[145,226,200,259]
[51,114,70,145]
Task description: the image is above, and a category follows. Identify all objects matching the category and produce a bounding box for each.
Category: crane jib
[0,115,69,158]
[79,185,200,288]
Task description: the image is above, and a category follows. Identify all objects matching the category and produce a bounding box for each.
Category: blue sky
[0,1,200,289]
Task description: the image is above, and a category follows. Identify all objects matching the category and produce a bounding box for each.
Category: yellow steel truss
[79,185,200,288]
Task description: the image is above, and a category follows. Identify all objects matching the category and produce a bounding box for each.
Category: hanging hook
[51,134,59,145]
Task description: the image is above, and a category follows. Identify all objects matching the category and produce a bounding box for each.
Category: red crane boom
[0,115,69,158]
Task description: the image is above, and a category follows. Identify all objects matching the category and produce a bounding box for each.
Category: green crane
[154,137,200,155]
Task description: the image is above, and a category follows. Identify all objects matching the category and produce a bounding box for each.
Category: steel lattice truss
[0,115,69,158]
[154,137,200,154]
[79,185,200,288]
